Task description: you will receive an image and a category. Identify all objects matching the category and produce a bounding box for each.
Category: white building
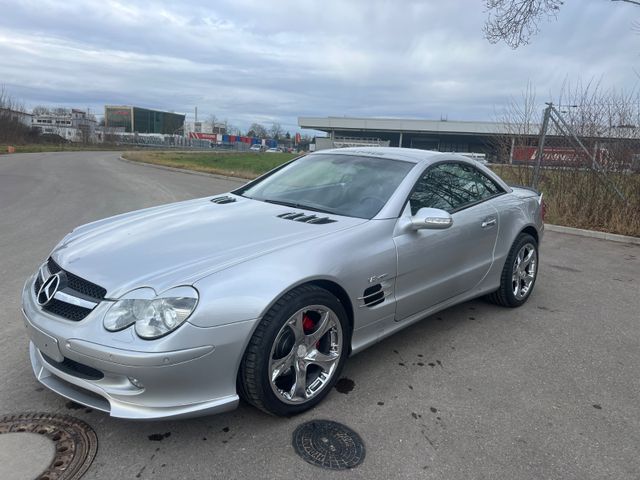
[32,109,97,142]
[183,119,227,135]
[184,120,211,134]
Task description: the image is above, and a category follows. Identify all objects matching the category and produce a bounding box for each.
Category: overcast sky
[0,0,638,133]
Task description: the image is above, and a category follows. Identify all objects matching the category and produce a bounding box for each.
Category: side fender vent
[211,196,236,204]
[361,284,385,307]
[277,212,336,224]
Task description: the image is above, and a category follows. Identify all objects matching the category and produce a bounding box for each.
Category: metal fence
[109,133,252,151]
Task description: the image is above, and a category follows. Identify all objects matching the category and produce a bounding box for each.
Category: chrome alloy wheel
[268,305,343,405]
[512,243,537,300]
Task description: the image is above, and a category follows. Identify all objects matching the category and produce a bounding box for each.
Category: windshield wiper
[261,199,336,215]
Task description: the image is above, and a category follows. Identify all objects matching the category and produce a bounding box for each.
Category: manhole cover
[292,420,365,470]
[0,413,98,480]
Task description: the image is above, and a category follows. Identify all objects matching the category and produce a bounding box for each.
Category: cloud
[0,0,638,133]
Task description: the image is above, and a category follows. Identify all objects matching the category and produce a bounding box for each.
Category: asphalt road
[1,152,639,480]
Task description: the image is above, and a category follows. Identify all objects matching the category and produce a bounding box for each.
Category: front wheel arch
[305,280,354,345]
[249,278,355,349]
[236,283,351,415]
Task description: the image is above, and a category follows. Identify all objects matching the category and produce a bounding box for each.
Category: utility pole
[531,103,552,190]
[509,137,515,164]
[532,102,626,203]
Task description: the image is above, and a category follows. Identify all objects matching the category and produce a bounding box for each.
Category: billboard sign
[188,132,217,142]
[512,146,595,166]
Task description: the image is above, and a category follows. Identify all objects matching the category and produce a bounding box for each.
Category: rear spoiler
[509,184,544,204]
[508,184,540,195]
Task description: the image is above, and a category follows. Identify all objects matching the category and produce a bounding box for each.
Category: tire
[238,284,349,416]
[487,233,539,308]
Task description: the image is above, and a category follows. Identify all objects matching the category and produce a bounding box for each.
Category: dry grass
[492,165,640,237]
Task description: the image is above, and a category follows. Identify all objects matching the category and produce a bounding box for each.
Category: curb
[118,155,247,184]
[545,224,640,245]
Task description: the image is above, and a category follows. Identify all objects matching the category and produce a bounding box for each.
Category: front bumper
[22,274,258,420]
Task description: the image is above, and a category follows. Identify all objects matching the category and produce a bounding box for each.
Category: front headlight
[103,286,198,339]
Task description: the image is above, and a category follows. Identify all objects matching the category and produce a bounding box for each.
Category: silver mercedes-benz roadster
[23,147,544,419]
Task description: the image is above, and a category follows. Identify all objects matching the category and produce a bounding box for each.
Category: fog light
[128,377,144,389]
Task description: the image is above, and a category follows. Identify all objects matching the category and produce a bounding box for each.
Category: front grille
[47,257,62,274]
[34,258,107,322]
[41,353,104,380]
[34,275,43,296]
[43,298,93,322]
[48,258,106,300]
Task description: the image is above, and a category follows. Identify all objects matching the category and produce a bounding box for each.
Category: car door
[393,161,504,321]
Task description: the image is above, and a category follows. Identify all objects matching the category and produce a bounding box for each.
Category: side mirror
[410,207,453,230]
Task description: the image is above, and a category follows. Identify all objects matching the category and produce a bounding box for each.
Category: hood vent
[277,212,336,224]
[211,196,236,204]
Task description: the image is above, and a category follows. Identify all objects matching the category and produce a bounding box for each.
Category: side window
[409,163,503,214]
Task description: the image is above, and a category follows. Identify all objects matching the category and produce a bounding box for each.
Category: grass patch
[123,150,296,179]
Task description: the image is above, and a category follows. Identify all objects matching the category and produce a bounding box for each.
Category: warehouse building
[298,116,537,161]
[105,106,185,134]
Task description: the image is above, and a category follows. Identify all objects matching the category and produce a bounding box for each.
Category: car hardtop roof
[311,147,451,164]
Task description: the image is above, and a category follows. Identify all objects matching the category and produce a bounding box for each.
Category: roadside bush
[493,165,640,237]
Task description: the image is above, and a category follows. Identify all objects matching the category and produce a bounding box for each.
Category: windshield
[235,153,415,219]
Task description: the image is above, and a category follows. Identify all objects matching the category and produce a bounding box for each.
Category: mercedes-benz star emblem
[37,273,62,306]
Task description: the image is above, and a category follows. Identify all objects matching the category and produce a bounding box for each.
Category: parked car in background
[250,144,263,152]
[266,147,281,153]
[23,147,544,419]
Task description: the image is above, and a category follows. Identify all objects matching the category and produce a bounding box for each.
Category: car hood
[51,195,366,298]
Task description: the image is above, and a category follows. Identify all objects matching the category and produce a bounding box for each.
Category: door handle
[481,217,497,228]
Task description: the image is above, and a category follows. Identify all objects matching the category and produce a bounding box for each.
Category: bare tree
[484,0,564,48]
[32,105,51,115]
[226,122,242,136]
[269,122,283,140]
[52,107,70,116]
[248,122,268,138]
[208,113,219,133]
[493,81,540,180]
[219,119,239,136]
[492,79,640,236]
[0,86,36,144]
[484,0,640,48]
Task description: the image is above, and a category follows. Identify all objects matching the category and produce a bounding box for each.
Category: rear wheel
[238,285,349,416]
[487,233,538,307]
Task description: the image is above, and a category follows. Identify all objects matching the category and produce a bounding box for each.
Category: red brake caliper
[302,314,320,348]
[302,314,314,333]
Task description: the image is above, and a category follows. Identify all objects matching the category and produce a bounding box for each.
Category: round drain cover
[292,420,365,470]
[0,413,98,480]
